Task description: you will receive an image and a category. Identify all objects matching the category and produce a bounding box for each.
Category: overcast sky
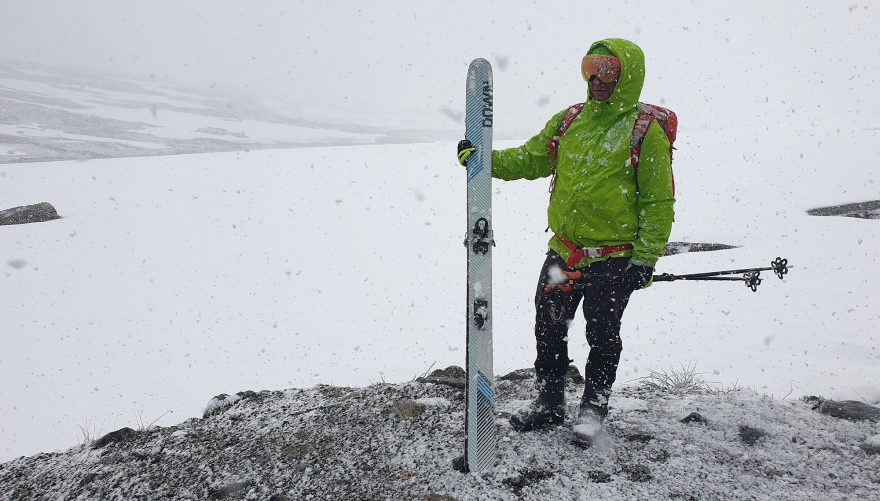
[1,1,878,136]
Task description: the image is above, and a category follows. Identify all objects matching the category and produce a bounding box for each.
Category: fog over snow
[1,1,878,136]
[1,0,879,466]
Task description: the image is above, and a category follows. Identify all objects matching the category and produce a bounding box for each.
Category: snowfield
[1,119,879,465]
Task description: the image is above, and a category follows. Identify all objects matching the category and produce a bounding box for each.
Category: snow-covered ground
[1,377,878,499]
[1,117,878,461]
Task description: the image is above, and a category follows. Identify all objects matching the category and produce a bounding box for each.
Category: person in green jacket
[457,38,674,447]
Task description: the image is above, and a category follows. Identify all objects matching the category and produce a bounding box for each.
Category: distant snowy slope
[0,59,420,164]
[1,120,879,461]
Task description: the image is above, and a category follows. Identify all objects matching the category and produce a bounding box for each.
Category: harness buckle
[583,247,603,258]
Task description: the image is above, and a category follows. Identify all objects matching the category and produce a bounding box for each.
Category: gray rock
[498,365,584,385]
[203,391,258,418]
[738,425,767,446]
[92,427,137,449]
[622,463,652,482]
[587,470,612,483]
[208,481,252,499]
[390,398,426,419]
[498,367,534,381]
[502,468,555,496]
[204,394,235,418]
[859,442,880,455]
[417,366,466,389]
[566,364,586,385]
[428,366,465,379]
[807,200,880,220]
[808,397,880,422]
[281,442,315,460]
[681,412,708,424]
[0,202,60,226]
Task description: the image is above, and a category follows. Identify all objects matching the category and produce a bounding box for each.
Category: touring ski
[463,58,495,473]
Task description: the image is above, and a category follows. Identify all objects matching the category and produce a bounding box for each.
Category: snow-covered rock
[861,435,880,455]
[806,396,880,422]
[0,202,59,226]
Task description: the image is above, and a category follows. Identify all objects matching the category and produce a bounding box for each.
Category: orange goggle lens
[581,54,621,84]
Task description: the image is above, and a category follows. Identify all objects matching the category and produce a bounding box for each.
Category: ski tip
[468,58,492,71]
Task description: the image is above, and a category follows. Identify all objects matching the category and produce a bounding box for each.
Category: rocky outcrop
[807,200,880,220]
[3,378,880,499]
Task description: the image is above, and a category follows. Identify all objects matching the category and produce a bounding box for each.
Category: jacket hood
[585,38,645,118]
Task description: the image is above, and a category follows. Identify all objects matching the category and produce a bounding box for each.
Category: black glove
[623,263,654,290]
[457,139,475,166]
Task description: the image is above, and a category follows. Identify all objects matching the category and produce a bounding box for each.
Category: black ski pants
[533,251,634,406]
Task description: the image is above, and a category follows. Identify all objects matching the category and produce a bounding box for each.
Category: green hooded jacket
[492,38,674,268]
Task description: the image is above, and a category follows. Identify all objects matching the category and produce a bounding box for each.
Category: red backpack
[546,102,677,195]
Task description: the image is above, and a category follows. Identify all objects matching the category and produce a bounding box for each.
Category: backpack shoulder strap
[547,103,585,164]
[631,103,678,168]
[629,107,655,173]
[631,102,678,194]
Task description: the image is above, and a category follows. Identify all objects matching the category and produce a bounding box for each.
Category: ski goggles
[581,54,621,84]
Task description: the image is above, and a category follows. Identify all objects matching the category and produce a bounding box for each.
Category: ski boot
[572,398,609,449]
[509,376,565,432]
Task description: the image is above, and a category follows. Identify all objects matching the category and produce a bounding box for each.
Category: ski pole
[653,257,791,281]
[652,258,790,292]
[542,258,790,294]
[653,271,766,292]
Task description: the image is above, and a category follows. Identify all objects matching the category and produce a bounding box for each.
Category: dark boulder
[498,365,585,385]
[805,396,880,422]
[738,425,767,446]
[417,366,466,389]
[92,427,137,449]
[807,200,880,220]
[498,367,534,382]
[0,202,60,226]
[680,412,708,424]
